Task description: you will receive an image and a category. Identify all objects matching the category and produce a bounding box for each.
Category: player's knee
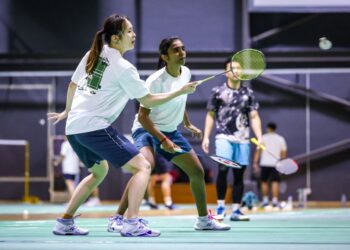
[93,164,109,180]
[139,160,152,175]
[189,165,205,179]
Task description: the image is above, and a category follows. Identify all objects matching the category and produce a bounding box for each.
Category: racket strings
[231,49,266,80]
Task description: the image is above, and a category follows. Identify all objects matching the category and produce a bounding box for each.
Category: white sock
[232,203,240,212]
[164,196,172,206]
[272,197,278,204]
[149,197,156,205]
[263,196,269,204]
[126,218,138,224]
[217,200,225,207]
[198,215,209,222]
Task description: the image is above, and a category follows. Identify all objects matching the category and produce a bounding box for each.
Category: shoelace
[137,218,149,230]
[110,215,123,222]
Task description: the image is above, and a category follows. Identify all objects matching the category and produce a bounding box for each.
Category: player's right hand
[202,137,210,154]
[161,139,182,154]
[47,110,68,125]
[181,81,197,94]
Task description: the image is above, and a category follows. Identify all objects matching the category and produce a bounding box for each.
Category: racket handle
[160,144,184,153]
[196,75,215,85]
[250,138,266,150]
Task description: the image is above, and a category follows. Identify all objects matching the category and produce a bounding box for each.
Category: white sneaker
[107,215,123,233]
[194,215,231,231]
[52,217,89,236]
[120,218,161,237]
[230,209,250,221]
[84,197,101,207]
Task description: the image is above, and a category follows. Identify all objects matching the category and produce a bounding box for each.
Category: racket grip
[250,138,266,150]
[160,144,184,153]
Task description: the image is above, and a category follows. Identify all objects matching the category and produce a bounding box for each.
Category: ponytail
[86,29,104,74]
[157,56,166,70]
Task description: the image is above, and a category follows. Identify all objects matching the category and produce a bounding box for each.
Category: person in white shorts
[48,14,197,237]
[107,36,230,232]
[253,122,287,208]
[54,137,80,198]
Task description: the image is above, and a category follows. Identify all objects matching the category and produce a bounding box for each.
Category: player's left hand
[184,124,202,139]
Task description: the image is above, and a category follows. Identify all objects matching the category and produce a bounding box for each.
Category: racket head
[209,155,241,169]
[231,49,266,80]
[276,158,299,175]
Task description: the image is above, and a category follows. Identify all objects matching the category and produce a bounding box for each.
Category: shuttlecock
[319,37,332,50]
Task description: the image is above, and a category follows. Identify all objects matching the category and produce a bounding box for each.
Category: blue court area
[0,204,350,250]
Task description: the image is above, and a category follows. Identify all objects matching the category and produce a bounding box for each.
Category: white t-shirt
[260,132,287,167]
[60,141,80,175]
[66,45,149,135]
[131,66,191,133]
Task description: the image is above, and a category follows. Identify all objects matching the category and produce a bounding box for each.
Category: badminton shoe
[213,205,226,221]
[120,218,161,237]
[107,215,123,233]
[164,203,177,210]
[230,209,250,221]
[194,215,231,231]
[53,217,89,236]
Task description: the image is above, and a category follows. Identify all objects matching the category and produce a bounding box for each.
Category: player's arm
[250,110,263,143]
[183,110,202,139]
[48,82,77,124]
[202,111,215,154]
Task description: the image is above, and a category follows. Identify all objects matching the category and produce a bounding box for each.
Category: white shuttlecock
[319,37,332,50]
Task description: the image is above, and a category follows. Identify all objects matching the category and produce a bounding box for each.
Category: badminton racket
[250,138,298,175]
[196,49,266,85]
[161,146,241,169]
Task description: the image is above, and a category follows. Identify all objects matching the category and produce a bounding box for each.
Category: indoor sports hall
[0,1,349,249]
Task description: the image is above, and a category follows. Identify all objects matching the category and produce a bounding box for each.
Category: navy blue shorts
[132,128,154,149]
[63,174,78,181]
[153,130,192,161]
[152,153,173,175]
[67,126,139,168]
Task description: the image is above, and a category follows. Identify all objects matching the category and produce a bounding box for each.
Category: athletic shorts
[67,126,139,168]
[63,174,78,181]
[215,138,250,166]
[260,166,281,182]
[153,130,192,161]
[152,153,173,175]
[132,128,154,149]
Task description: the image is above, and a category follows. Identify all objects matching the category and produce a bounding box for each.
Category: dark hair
[157,36,182,69]
[267,122,277,130]
[224,58,232,68]
[86,14,129,74]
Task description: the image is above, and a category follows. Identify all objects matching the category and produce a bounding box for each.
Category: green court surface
[0,204,350,250]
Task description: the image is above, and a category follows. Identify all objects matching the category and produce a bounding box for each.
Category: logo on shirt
[79,57,109,94]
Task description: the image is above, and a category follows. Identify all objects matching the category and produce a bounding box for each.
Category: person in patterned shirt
[202,59,262,221]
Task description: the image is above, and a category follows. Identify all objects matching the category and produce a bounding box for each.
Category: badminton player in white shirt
[109,36,230,231]
[48,14,197,237]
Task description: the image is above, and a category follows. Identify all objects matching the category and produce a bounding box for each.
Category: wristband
[160,136,168,144]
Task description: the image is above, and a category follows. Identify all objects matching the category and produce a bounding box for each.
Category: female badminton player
[107,36,230,232]
[48,14,197,237]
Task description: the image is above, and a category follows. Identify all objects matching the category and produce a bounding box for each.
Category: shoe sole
[52,230,89,236]
[194,227,231,231]
[107,228,122,233]
[120,232,161,237]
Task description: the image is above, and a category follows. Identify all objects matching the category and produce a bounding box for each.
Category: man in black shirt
[202,59,262,221]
